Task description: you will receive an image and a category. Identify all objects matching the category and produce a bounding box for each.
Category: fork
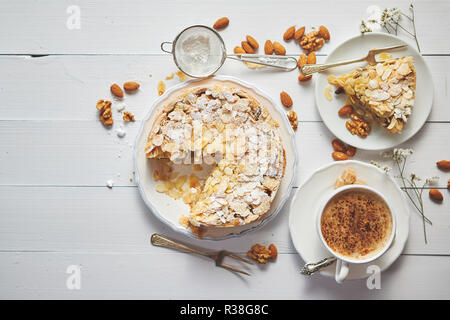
[300,44,408,76]
[150,233,254,276]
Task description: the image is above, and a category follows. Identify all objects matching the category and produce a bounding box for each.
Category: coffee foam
[320,190,393,261]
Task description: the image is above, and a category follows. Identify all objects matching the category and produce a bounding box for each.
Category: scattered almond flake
[324,86,332,101]
[157,80,166,96]
[165,73,175,80]
[106,179,114,188]
[176,71,189,81]
[378,52,393,61]
[369,79,378,89]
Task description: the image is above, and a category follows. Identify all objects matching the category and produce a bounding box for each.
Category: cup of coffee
[316,185,396,283]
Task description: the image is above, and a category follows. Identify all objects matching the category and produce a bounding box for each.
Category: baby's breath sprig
[360,4,421,52]
[372,148,438,244]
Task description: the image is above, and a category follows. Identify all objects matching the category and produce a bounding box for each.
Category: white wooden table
[1,0,449,299]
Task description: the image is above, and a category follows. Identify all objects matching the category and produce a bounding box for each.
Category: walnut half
[287,110,298,131]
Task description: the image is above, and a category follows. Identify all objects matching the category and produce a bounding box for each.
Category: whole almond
[294,26,305,40]
[213,17,229,30]
[429,189,443,202]
[246,35,259,49]
[297,54,307,68]
[273,42,286,55]
[332,151,348,161]
[346,145,357,157]
[319,25,330,41]
[448,179,450,189]
[264,40,274,54]
[436,160,450,171]
[234,46,246,54]
[307,51,316,64]
[241,41,255,54]
[280,91,293,108]
[110,83,124,98]
[123,81,140,92]
[338,105,353,117]
[298,74,312,82]
[283,26,296,41]
[332,138,347,153]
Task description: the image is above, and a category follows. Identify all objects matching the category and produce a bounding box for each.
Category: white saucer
[289,160,410,280]
[315,32,433,150]
[134,75,298,240]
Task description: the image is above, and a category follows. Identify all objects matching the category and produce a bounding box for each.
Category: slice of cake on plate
[328,56,416,134]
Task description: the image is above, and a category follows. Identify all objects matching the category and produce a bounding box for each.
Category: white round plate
[289,160,410,280]
[135,75,298,240]
[315,32,433,150]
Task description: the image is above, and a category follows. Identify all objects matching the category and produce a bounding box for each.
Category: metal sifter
[161,25,298,78]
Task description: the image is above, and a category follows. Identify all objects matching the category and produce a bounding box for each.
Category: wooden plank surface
[1,55,449,122]
[1,0,449,55]
[0,186,448,255]
[0,252,448,299]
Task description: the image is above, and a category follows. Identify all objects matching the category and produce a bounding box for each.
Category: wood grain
[0,0,449,55]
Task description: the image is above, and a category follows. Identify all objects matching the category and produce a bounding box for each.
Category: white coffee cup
[316,185,396,283]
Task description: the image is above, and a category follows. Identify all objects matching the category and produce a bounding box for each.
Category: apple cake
[328,56,416,134]
[145,85,286,228]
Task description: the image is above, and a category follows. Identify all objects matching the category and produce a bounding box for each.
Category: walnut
[247,243,277,264]
[345,113,371,138]
[96,99,112,111]
[300,30,325,52]
[123,111,135,122]
[96,99,113,126]
[287,110,298,130]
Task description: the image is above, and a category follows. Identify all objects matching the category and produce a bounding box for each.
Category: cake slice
[328,56,416,134]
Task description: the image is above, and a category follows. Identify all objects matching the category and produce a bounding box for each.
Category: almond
[273,42,286,55]
[110,83,124,98]
[346,145,357,157]
[213,17,229,30]
[123,81,140,92]
[319,25,330,41]
[307,51,316,64]
[448,179,450,189]
[297,54,307,68]
[264,40,274,54]
[294,26,305,40]
[241,41,255,54]
[280,91,293,108]
[298,74,312,82]
[429,189,443,202]
[283,26,295,41]
[332,138,347,153]
[436,160,450,171]
[338,105,353,117]
[246,35,259,49]
[332,151,348,161]
[234,46,246,54]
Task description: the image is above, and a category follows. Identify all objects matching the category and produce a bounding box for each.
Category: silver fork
[150,233,253,276]
[300,44,408,76]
